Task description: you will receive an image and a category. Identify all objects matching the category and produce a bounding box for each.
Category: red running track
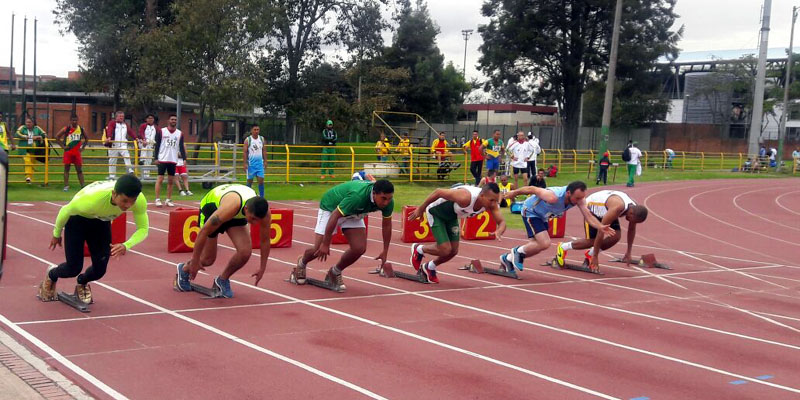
[1,178,799,399]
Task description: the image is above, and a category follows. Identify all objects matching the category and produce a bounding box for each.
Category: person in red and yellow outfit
[55,115,88,191]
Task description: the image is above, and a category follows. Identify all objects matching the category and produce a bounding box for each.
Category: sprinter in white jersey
[153,114,187,207]
[243,125,267,197]
[407,184,506,283]
[556,189,648,272]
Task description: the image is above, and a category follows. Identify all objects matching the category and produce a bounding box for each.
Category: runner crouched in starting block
[498,181,613,272]
[408,183,505,283]
[175,184,271,298]
[39,175,149,304]
[295,179,395,293]
[555,190,647,271]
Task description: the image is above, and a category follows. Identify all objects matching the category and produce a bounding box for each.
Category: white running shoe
[155,199,163,207]
[165,199,175,207]
[186,190,193,196]
[180,191,187,196]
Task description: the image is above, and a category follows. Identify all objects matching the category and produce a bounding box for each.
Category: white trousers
[108,148,133,177]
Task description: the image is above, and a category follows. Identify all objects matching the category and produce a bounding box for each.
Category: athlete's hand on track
[407,209,423,221]
[621,252,634,266]
[251,267,266,286]
[493,231,502,241]
[589,255,600,272]
[110,244,127,258]
[600,224,616,237]
[374,250,388,266]
[49,237,62,250]
[314,243,330,262]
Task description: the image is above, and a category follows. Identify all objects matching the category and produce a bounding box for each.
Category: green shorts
[427,202,460,244]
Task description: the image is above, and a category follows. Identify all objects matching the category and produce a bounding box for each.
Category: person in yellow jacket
[0,111,11,152]
[375,133,391,161]
[15,117,46,183]
[396,133,411,174]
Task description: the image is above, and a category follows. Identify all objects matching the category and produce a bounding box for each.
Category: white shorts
[314,209,366,235]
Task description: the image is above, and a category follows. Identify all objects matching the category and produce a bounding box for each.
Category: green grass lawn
[10,168,796,230]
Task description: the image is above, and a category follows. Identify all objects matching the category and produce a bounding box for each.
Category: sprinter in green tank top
[175,184,271,298]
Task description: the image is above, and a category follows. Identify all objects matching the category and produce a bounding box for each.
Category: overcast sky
[1,0,798,84]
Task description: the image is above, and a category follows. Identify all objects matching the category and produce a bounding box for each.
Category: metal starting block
[542,258,604,275]
[609,253,671,270]
[458,260,520,279]
[368,263,429,283]
[56,292,90,313]
[288,269,344,292]
[189,282,223,298]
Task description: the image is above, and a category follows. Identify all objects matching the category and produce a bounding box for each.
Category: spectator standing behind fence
[15,117,46,184]
[104,111,138,178]
[769,147,778,167]
[431,131,449,161]
[243,125,267,197]
[153,115,187,207]
[526,132,541,178]
[396,133,411,174]
[484,130,504,174]
[375,133,391,161]
[624,142,642,187]
[793,147,800,167]
[138,114,158,179]
[508,131,534,188]
[320,120,337,179]
[665,148,675,169]
[596,151,610,185]
[465,130,485,185]
[0,111,11,152]
[55,114,88,191]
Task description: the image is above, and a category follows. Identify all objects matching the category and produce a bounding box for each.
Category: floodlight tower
[461,29,474,78]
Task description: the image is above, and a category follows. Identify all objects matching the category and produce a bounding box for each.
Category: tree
[54,0,175,111]
[259,0,388,141]
[383,0,470,122]
[39,78,89,92]
[478,0,682,148]
[139,0,269,141]
[581,65,673,128]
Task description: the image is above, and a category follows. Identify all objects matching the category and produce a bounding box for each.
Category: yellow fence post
[681,151,685,171]
[409,148,414,182]
[557,149,562,171]
[213,143,220,179]
[463,150,468,183]
[540,149,547,166]
[700,152,705,171]
[738,153,743,170]
[284,144,290,183]
[44,138,50,185]
[643,151,648,169]
[349,147,355,176]
[133,140,140,177]
[572,149,577,172]
[720,153,724,170]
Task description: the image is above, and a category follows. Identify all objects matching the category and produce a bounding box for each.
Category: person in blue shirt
[497,181,614,272]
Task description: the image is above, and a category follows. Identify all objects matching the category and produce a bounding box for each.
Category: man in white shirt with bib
[153,115,187,207]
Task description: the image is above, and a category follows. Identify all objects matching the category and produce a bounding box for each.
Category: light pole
[596,0,623,165]
[777,6,798,172]
[461,29,473,78]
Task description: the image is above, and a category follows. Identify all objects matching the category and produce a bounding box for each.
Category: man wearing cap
[321,120,337,179]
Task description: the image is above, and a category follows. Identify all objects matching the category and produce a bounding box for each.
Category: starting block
[609,253,671,270]
[56,291,90,313]
[458,260,520,279]
[287,267,344,292]
[189,282,223,298]
[368,263,429,283]
[542,258,604,275]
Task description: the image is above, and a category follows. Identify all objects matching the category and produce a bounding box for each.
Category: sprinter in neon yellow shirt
[38,175,149,304]
[175,184,271,298]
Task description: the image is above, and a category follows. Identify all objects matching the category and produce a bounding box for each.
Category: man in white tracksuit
[526,132,541,179]
[104,111,137,178]
[139,114,158,179]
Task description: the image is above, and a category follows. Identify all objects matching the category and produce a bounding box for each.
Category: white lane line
[10,213,617,399]
[25,208,800,353]
[0,312,129,400]
[732,189,800,232]
[775,191,800,216]
[9,245,389,400]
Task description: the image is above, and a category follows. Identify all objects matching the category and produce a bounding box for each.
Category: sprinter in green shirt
[175,184,271,298]
[294,180,394,293]
[39,175,149,304]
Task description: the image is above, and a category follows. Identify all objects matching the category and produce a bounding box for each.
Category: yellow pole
[44,138,49,185]
[700,152,705,171]
[720,152,724,170]
[133,140,140,177]
[409,147,414,182]
[540,149,547,166]
[463,149,468,183]
[681,151,685,171]
[557,149,562,171]
[739,153,743,170]
[643,151,648,169]
[663,151,667,169]
[213,143,219,179]
[285,144,290,183]
[349,146,355,176]
[572,149,577,172]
